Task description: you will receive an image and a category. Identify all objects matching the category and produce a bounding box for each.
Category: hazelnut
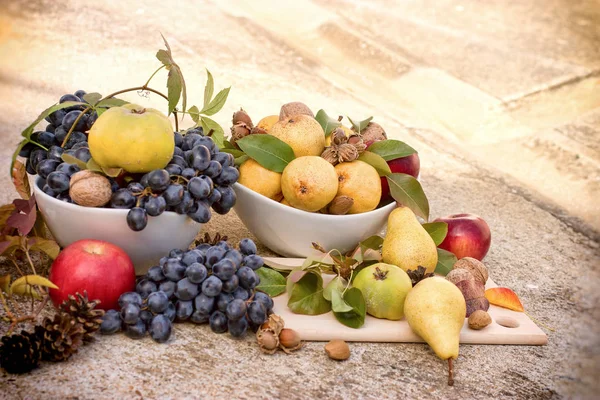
[279,102,314,120]
[69,170,112,207]
[468,310,492,330]
[232,109,253,127]
[257,330,279,354]
[328,195,354,215]
[445,269,473,285]
[325,339,350,361]
[453,257,488,285]
[279,328,302,353]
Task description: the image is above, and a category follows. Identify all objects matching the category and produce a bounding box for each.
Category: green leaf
[236,134,295,173]
[331,289,353,312]
[200,87,230,116]
[83,92,102,105]
[235,155,249,166]
[367,139,417,161]
[200,117,225,149]
[86,158,103,173]
[29,237,60,259]
[188,105,200,123]
[315,110,342,137]
[101,166,123,178]
[61,154,87,170]
[347,116,373,134]
[358,151,392,176]
[422,222,448,246]
[96,97,128,108]
[359,235,383,254]
[156,49,172,67]
[167,66,183,115]
[96,108,107,117]
[287,272,331,315]
[333,288,366,329]
[220,148,245,158]
[435,248,457,276]
[10,274,58,296]
[203,69,214,108]
[386,173,430,220]
[323,276,346,301]
[255,267,287,297]
[12,160,30,200]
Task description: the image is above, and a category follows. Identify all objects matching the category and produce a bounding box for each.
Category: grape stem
[61,85,179,148]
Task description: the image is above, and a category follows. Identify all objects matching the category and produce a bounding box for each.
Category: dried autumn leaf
[6,196,37,236]
[28,237,60,259]
[10,274,58,298]
[12,160,30,200]
[0,204,16,228]
[0,274,10,293]
[0,235,21,256]
[485,287,524,312]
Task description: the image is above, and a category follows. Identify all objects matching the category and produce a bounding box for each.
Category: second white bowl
[233,183,395,257]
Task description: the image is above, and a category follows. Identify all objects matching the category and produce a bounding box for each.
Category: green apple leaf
[166,65,183,115]
[236,134,295,173]
[333,287,366,329]
[315,109,342,137]
[96,97,128,108]
[386,173,429,221]
[422,222,448,246]
[234,155,249,166]
[323,276,346,302]
[220,148,245,158]
[358,151,391,177]
[255,267,287,297]
[200,87,231,116]
[367,139,417,161]
[287,271,331,315]
[347,116,373,134]
[435,248,457,276]
[203,69,214,108]
[331,288,354,312]
[83,92,102,105]
[61,154,88,170]
[359,235,384,254]
[200,116,225,149]
[187,105,200,123]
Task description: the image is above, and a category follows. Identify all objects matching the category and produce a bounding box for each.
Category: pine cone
[60,292,105,343]
[0,330,42,374]
[407,266,435,287]
[36,312,85,362]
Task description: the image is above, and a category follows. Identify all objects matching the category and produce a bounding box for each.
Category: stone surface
[0,0,598,399]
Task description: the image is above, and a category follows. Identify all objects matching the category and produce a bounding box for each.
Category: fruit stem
[448,358,454,386]
[143,65,166,88]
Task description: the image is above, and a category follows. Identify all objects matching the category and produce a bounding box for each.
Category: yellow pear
[238,159,282,201]
[270,115,325,157]
[382,207,438,273]
[256,115,279,133]
[404,277,466,385]
[335,161,382,214]
[281,156,338,212]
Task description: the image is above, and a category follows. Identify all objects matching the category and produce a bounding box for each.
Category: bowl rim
[33,176,188,218]
[232,182,396,221]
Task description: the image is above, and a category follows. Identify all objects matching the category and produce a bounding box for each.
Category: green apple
[353,262,412,320]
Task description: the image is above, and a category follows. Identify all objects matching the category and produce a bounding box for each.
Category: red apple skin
[380,153,421,199]
[49,239,135,310]
[434,214,491,261]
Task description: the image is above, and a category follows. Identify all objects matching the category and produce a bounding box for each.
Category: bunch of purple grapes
[122,128,240,232]
[100,238,272,342]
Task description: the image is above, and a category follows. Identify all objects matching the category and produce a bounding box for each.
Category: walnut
[453,257,488,285]
[279,102,313,120]
[69,170,112,207]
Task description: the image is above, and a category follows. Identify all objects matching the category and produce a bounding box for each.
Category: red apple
[434,214,491,260]
[380,153,421,199]
[49,239,135,310]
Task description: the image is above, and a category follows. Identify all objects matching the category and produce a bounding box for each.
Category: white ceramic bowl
[233,183,396,257]
[33,177,202,275]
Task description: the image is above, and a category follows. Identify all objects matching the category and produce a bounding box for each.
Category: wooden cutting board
[265,258,548,345]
